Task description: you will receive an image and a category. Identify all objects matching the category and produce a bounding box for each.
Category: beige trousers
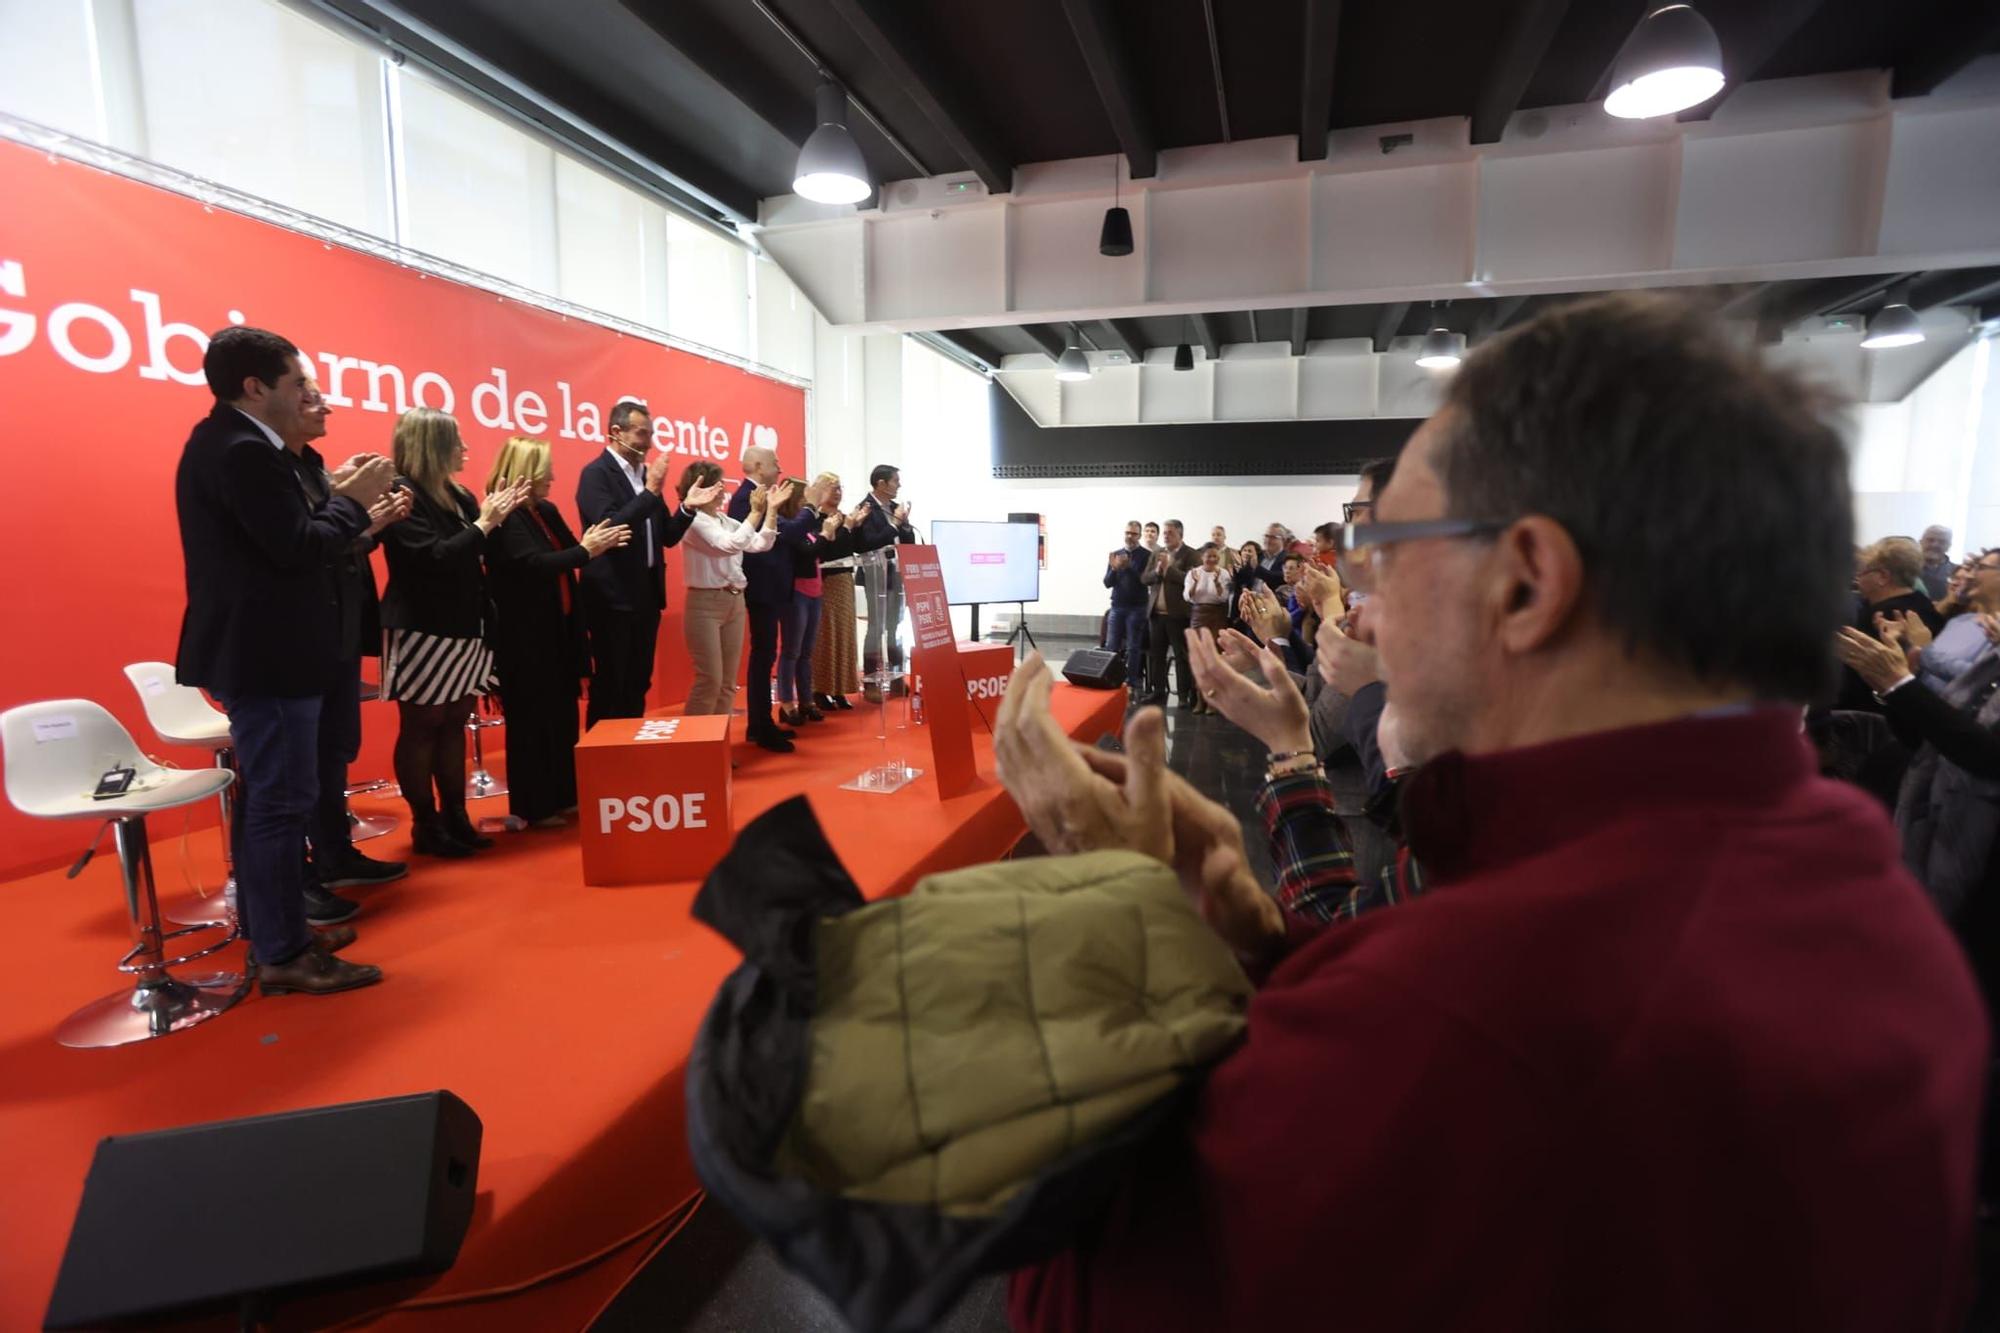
[683,586,746,715]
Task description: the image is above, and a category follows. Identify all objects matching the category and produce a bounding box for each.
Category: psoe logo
[966,674,1009,701]
[634,719,681,742]
[598,793,708,833]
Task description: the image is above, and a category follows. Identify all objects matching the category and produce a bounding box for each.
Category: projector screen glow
[929,520,1042,605]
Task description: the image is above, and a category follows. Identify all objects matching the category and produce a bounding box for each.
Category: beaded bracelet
[1265,748,1312,765]
[1264,753,1321,781]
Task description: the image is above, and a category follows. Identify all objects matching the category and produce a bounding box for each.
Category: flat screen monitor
[928,520,1042,606]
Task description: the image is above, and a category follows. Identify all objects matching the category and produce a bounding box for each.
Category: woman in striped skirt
[379,408,529,858]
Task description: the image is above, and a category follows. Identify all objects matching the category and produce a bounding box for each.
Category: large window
[132,0,392,236]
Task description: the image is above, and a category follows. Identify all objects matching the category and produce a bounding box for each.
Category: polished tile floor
[592,637,1266,1333]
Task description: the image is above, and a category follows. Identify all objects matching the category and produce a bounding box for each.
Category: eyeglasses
[1338,517,1513,553]
[1342,500,1374,523]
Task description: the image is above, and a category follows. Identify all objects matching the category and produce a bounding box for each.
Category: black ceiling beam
[1189,313,1221,360]
[1288,308,1310,356]
[1892,9,2000,99]
[1472,295,1530,343]
[1091,319,1146,362]
[1677,0,1828,122]
[1298,0,1342,161]
[1910,267,2000,312]
[823,0,1013,193]
[1471,0,1574,145]
[1371,301,1411,353]
[1023,324,1068,362]
[1059,0,1158,179]
[1754,273,1910,342]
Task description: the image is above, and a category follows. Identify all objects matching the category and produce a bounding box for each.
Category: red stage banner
[0,141,806,877]
[897,546,978,796]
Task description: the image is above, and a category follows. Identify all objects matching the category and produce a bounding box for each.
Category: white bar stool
[346,677,398,841]
[122,662,238,930]
[1,700,247,1048]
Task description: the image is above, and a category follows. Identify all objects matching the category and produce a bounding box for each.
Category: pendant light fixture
[793,78,871,204]
[1055,325,1093,381]
[1861,292,1926,350]
[1604,5,1725,120]
[1415,307,1462,369]
[1174,315,1195,371]
[1099,156,1134,257]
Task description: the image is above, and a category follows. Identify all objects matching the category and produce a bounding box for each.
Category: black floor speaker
[1062,648,1127,689]
[45,1090,482,1328]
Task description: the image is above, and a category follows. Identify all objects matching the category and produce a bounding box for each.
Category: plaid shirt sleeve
[1255,769,1423,924]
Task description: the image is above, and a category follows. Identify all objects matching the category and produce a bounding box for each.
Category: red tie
[524,505,572,616]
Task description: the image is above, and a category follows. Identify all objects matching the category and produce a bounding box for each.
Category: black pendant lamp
[1099,156,1133,257]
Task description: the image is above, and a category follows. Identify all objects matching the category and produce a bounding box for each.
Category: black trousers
[585,605,660,726]
[308,656,363,873]
[506,689,580,822]
[1147,613,1191,704]
[746,601,783,736]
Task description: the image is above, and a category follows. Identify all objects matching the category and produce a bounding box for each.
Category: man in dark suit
[856,464,917,700]
[724,442,782,525]
[176,326,392,996]
[1139,520,1198,708]
[278,361,411,911]
[576,400,721,724]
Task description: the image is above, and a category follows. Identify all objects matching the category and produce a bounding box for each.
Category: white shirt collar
[605,445,645,486]
[234,406,286,451]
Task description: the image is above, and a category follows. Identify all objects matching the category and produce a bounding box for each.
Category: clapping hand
[1874,609,1933,653]
[331,454,394,507]
[1109,551,1130,572]
[1072,737,1286,964]
[1296,562,1344,620]
[1241,587,1292,642]
[644,451,671,493]
[364,484,413,536]
[769,476,799,508]
[1834,625,1913,693]
[1187,627,1312,755]
[1315,617,1383,697]
[579,520,631,557]
[845,500,869,530]
[893,501,911,526]
[480,479,532,527]
[994,653,1171,864]
[684,476,725,510]
[821,511,843,540]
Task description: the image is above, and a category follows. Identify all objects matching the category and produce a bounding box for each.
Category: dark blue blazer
[174,404,370,698]
[575,449,695,613]
[744,511,820,606]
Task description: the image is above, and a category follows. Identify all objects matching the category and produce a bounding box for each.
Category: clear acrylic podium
[842,546,923,794]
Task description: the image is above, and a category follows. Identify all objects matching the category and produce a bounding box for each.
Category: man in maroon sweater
[998,294,1987,1331]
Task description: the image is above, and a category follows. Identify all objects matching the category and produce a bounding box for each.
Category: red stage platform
[0,683,1126,1331]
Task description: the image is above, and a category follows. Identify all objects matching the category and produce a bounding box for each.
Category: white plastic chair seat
[122,662,231,749]
[1,700,233,822]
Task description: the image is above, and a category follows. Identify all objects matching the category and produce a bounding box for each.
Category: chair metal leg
[163,745,238,928]
[466,713,506,801]
[56,818,246,1050]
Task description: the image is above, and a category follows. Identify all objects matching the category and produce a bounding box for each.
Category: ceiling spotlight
[1604,5,1725,120]
[1055,327,1093,381]
[1173,342,1195,371]
[1415,327,1463,369]
[1861,303,1925,350]
[794,78,871,205]
[1099,156,1133,257]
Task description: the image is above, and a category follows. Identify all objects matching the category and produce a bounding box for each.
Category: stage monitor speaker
[1062,648,1126,689]
[45,1090,482,1329]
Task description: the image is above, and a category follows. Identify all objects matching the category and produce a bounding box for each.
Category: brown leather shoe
[313,923,358,953]
[257,943,383,996]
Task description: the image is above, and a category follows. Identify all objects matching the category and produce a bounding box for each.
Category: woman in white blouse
[1183,545,1232,714]
[678,461,793,720]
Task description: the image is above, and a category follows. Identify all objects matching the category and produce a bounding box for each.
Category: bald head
[742,445,780,486]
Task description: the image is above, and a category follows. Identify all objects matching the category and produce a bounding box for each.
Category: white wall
[1848,336,1998,554]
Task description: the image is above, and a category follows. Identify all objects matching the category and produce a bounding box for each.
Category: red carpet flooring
[0,684,1127,1331]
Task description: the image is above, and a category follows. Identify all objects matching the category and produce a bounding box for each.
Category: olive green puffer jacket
[687,796,1252,1332]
